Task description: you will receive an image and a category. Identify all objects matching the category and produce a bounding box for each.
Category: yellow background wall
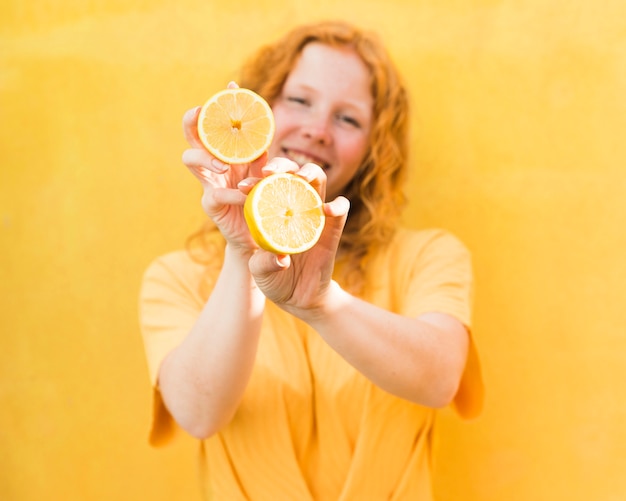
[2,1,625,500]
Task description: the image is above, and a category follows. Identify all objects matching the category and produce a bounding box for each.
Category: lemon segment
[197,88,275,164]
[244,173,325,254]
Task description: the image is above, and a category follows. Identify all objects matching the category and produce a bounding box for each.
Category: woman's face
[269,42,374,201]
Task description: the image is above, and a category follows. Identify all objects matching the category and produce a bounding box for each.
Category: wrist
[300,280,350,326]
[222,244,264,293]
[224,243,256,262]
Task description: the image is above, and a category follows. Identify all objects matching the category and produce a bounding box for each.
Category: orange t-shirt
[139,227,483,500]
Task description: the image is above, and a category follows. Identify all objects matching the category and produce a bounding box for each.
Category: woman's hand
[181,83,267,255]
[246,159,350,318]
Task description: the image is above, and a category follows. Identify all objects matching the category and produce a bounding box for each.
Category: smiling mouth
[282,148,330,170]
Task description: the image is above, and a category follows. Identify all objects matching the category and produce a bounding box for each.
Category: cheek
[341,135,369,169]
[330,140,366,188]
[270,105,294,133]
[268,108,292,155]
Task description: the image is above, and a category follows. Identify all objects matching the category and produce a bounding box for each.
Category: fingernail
[212,158,228,172]
[275,255,289,268]
[297,168,314,182]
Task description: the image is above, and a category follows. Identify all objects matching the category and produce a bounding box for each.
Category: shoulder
[143,232,227,284]
[141,234,226,304]
[387,227,471,264]
[366,227,473,292]
[143,249,204,284]
[139,250,204,306]
[375,227,474,325]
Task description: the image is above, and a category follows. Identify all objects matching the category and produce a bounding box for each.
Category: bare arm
[158,246,265,439]
[302,281,469,407]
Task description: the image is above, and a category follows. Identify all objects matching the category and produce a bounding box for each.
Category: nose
[301,112,332,145]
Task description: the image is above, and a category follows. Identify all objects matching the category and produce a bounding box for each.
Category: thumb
[324,195,350,219]
[322,196,350,240]
[249,249,291,276]
[182,106,204,149]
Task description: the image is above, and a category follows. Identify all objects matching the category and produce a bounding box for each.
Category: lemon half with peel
[197,88,275,164]
[244,173,326,254]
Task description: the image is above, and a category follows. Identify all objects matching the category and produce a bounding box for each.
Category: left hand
[244,159,350,317]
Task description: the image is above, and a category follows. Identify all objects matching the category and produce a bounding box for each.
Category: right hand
[181,87,268,254]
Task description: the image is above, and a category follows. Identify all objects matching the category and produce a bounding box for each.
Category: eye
[287,96,309,106]
[337,113,361,128]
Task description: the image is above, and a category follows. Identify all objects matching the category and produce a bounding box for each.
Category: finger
[248,152,268,178]
[212,187,247,206]
[261,158,327,201]
[324,196,350,218]
[185,164,215,186]
[182,148,229,174]
[249,249,291,276]
[237,177,262,195]
[236,153,269,193]
[182,106,204,148]
[262,156,300,176]
[295,162,327,200]
[320,196,350,248]
[227,81,240,89]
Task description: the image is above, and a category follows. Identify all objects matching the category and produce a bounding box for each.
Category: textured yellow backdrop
[2,1,625,500]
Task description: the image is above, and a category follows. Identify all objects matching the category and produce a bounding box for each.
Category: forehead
[286,42,373,99]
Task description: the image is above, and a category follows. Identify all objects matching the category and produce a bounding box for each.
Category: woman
[140,20,483,500]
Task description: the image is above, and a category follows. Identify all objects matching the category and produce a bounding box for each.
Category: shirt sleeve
[399,229,484,419]
[138,247,221,446]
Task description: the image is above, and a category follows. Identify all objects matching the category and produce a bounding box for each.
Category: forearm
[303,281,469,407]
[158,246,265,439]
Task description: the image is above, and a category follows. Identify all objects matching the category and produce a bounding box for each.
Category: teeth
[285,150,328,169]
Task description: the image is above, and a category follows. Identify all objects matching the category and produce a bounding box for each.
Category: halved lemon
[197,88,275,164]
[244,173,325,254]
